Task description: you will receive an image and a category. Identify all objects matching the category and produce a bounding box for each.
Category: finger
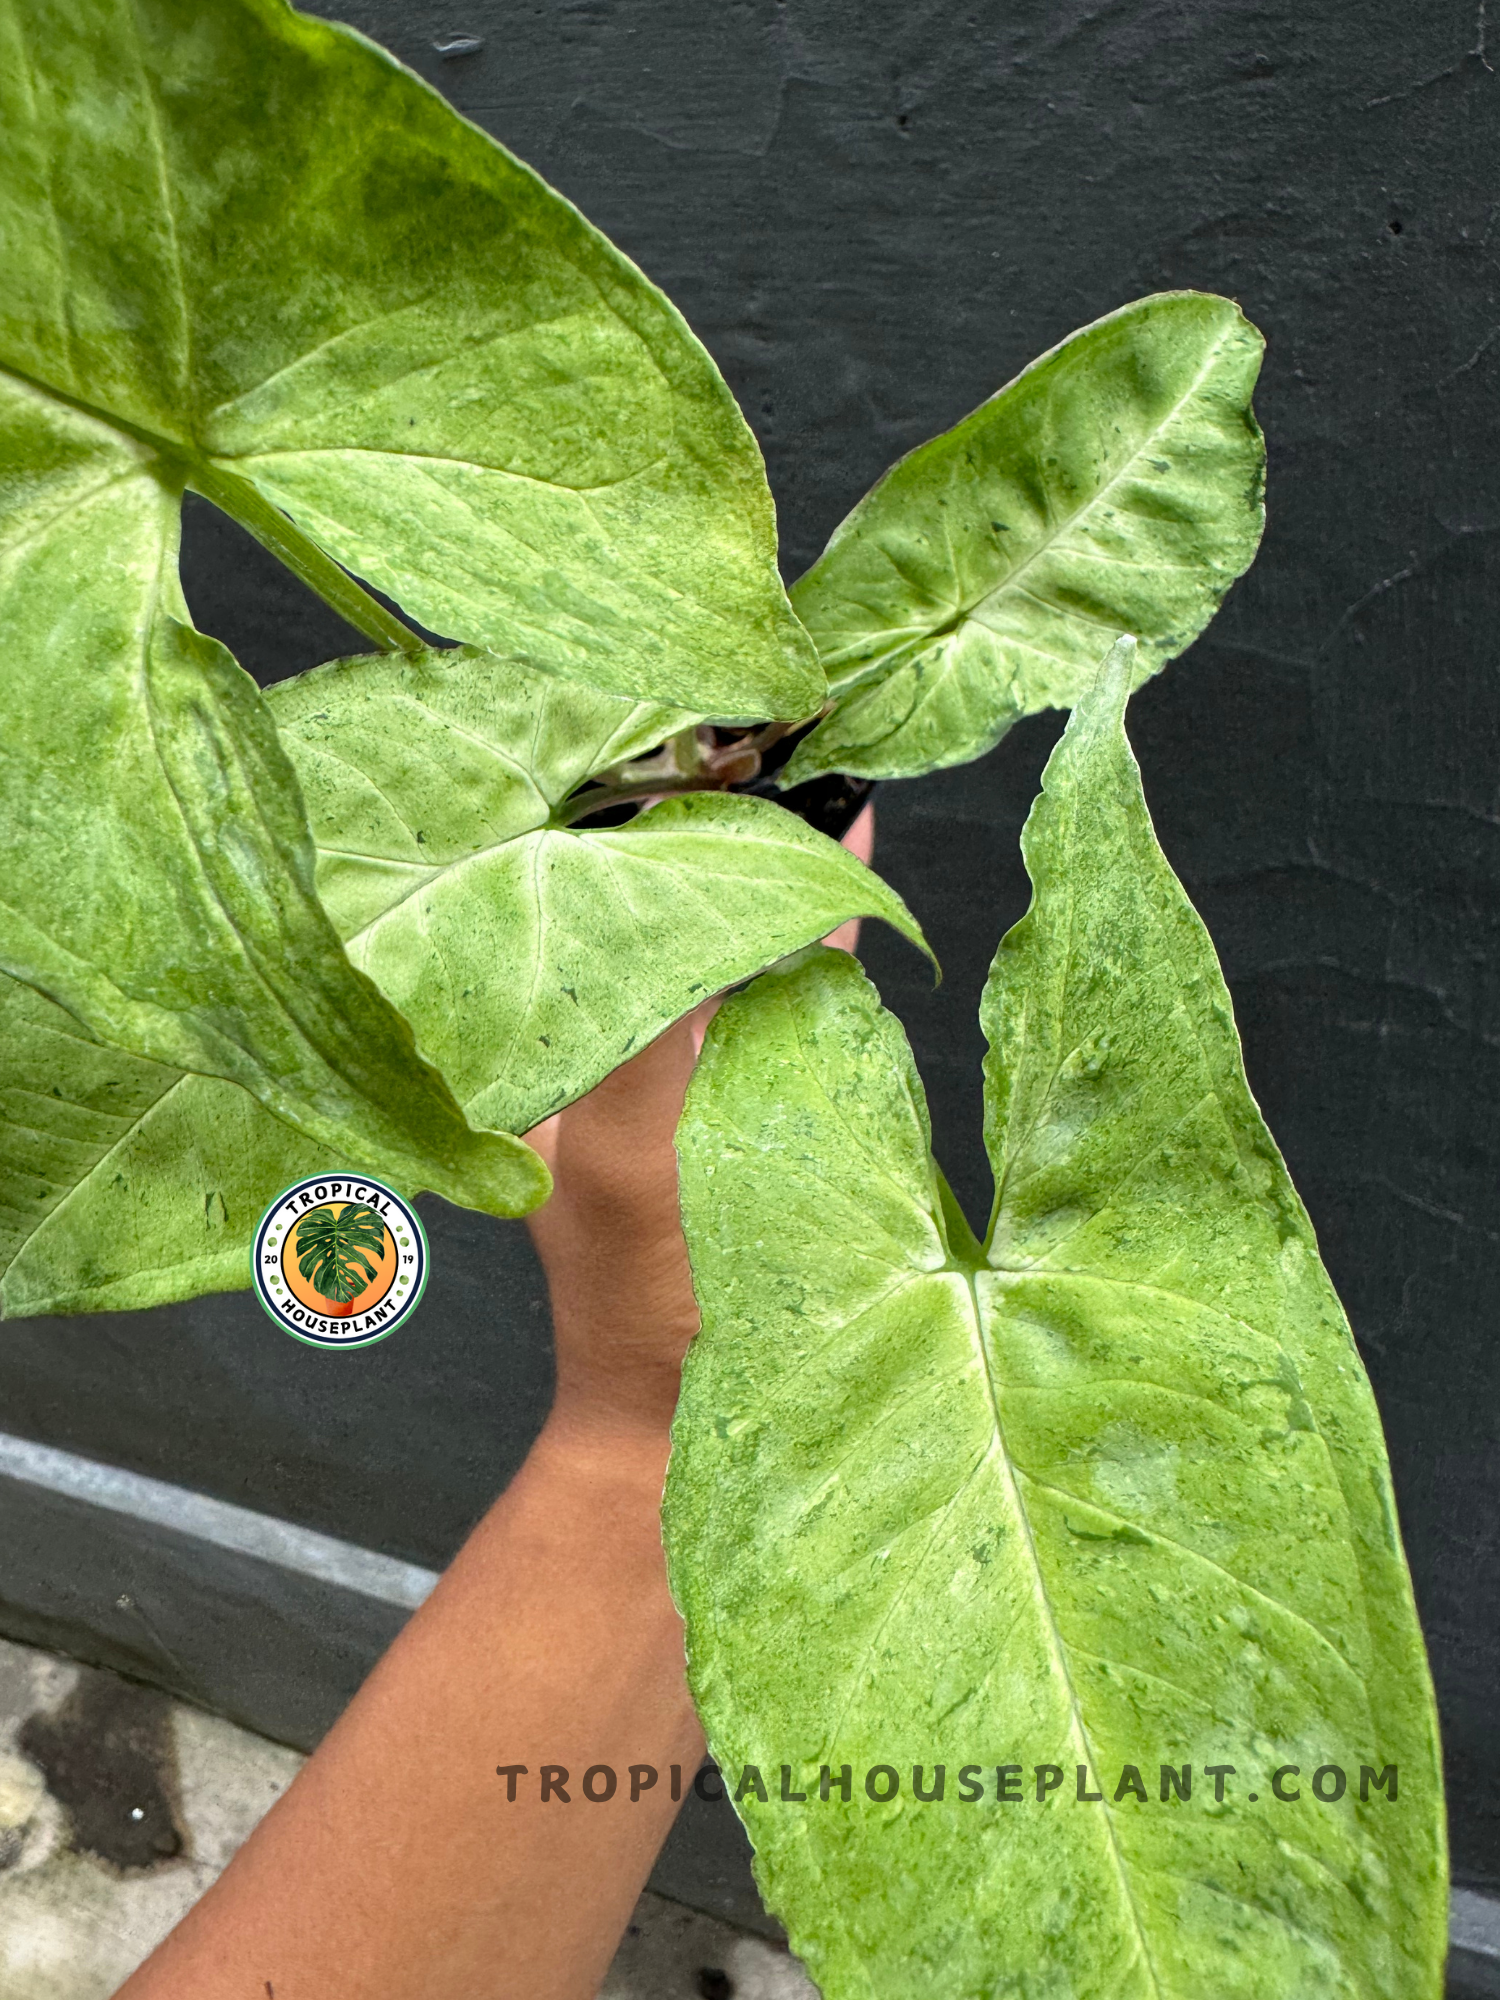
[823,801,876,954]
[842,800,876,865]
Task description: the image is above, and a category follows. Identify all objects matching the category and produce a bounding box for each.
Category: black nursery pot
[569,717,877,840]
[730,721,876,843]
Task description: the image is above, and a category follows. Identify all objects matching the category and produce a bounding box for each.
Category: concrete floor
[0,1635,816,2000]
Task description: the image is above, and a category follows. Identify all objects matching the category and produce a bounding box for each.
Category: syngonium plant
[0,0,1444,1992]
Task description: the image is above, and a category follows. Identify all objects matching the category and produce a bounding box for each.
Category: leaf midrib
[0,356,420,654]
[957,1260,1169,2000]
[809,319,1235,685]
[122,0,192,406]
[0,355,190,465]
[333,810,882,953]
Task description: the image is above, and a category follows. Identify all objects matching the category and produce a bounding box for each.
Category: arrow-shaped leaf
[783,293,1264,782]
[3,0,823,1288]
[271,648,930,1134]
[0,0,818,718]
[666,645,1445,1999]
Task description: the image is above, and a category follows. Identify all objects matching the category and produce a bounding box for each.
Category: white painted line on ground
[0,1430,439,1611]
[1454,1887,1500,1961]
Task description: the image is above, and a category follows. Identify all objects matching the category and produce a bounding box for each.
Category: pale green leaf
[666,649,1445,1999]
[0,0,819,718]
[783,293,1265,782]
[0,973,336,1319]
[0,382,546,1224]
[4,648,926,1315]
[267,648,928,1134]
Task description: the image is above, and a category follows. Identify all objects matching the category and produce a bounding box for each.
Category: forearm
[117,1415,701,2000]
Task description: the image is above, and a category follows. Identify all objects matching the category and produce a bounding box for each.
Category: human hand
[524,1012,704,1443]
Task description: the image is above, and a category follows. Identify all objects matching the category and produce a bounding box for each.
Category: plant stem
[552,775,726,828]
[669,724,706,777]
[189,462,427,656]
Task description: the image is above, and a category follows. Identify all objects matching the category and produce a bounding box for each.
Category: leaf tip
[1046,632,1139,787]
[1093,631,1137,725]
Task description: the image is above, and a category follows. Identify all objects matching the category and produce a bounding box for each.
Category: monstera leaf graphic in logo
[294,1204,388,1314]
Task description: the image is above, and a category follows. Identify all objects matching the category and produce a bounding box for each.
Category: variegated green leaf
[784,294,1264,782]
[3,650,924,1316]
[666,643,1445,2000]
[0,0,819,718]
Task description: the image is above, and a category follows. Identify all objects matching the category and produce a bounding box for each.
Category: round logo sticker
[251,1176,427,1349]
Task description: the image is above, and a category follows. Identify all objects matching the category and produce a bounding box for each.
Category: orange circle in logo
[281,1202,400,1319]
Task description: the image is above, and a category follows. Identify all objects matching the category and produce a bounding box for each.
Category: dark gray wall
[3,0,1497,1899]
